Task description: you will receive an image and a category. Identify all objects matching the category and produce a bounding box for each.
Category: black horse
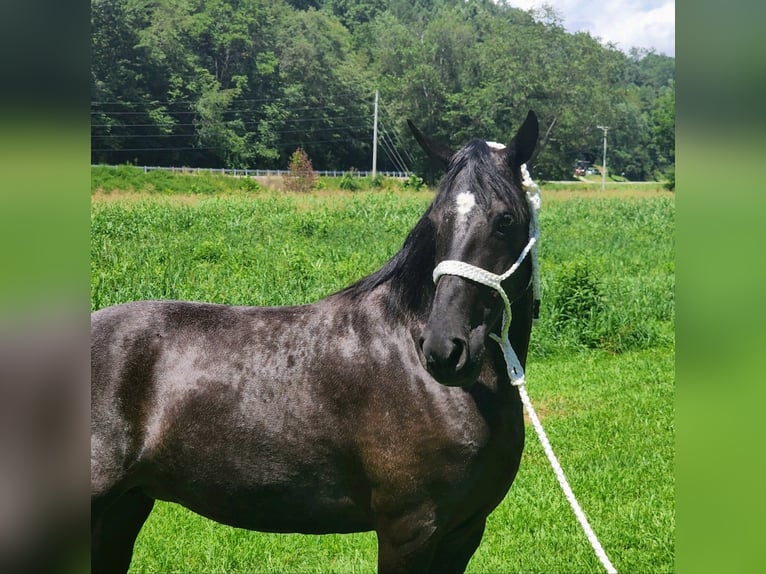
[91,111,539,573]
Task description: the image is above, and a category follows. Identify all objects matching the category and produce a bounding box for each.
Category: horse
[91,111,539,574]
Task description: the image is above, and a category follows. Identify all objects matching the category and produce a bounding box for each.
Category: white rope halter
[432,163,541,386]
[431,164,617,574]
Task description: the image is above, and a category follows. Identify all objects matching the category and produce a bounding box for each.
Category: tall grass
[91,189,674,573]
[92,193,674,358]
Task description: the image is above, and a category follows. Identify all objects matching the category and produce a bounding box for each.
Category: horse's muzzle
[419,331,482,387]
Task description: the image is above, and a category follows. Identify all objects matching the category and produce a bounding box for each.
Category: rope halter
[431,164,542,386]
[431,165,618,573]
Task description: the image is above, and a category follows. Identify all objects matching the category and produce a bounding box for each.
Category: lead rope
[433,165,618,574]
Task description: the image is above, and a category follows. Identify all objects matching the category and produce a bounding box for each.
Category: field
[91,180,674,573]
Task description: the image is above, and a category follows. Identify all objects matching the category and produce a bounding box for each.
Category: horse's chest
[447,398,525,517]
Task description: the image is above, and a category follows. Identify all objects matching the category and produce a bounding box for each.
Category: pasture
[91,185,674,573]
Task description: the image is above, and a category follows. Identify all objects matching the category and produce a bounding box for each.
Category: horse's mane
[338,210,436,319]
[338,140,529,319]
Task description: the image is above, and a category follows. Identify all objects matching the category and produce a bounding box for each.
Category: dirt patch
[523,397,567,424]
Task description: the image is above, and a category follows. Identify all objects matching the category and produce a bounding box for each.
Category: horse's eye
[493,214,516,237]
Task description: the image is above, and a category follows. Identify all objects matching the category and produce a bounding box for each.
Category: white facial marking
[455,191,476,217]
[486,141,506,150]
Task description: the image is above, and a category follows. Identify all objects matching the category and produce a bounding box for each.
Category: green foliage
[402,173,425,191]
[91,0,674,179]
[531,196,674,356]
[554,259,605,345]
[91,190,674,573]
[648,83,676,172]
[662,164,675,191]
[338,170,360,191]
[91,165,261,195]
[240,176,261,192]
[369,173,385,189]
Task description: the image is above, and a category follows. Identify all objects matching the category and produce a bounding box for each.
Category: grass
[91,165,420,196]
[91,180,674,573]
[91,164,264,195]
[540,180,668,194]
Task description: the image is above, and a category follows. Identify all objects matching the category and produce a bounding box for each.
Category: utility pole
[596,125,609,191]
[372,90,379,179]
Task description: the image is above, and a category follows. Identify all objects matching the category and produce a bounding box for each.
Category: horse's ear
[407,120,455,169]
[506,111,538,169]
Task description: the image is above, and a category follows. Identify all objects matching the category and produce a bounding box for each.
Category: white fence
[93,165,410,179]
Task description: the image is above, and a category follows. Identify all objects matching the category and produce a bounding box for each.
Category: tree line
[91,0,675,181]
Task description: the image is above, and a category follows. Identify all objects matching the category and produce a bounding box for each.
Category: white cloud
[505,1,675,57]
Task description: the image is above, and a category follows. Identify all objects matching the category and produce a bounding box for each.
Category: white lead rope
[498,338,618,574]
[432,166,617,574]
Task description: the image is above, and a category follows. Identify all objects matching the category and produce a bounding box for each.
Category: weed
[339,170,360,191]
[402,173,425,191]
[370,174,386,189]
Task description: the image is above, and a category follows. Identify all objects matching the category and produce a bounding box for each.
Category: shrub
[662,164,675,191]
[339,170,360,191]
[240,177,261,193]
[554,260,604,342]
[549,258,670,353]
[402,173,425,191]
[283,148,318,193]
[370,174,385,189]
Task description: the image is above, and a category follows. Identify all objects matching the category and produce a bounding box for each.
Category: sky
[506,1,675,57]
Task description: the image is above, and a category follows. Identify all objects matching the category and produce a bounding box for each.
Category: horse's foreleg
[427,516,486,574]
[373,502,441,574]
[91,489,154,574]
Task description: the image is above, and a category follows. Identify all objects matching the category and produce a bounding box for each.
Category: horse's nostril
[421,334,469,377]
[448,338,468,371]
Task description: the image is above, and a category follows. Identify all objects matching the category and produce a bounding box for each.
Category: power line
[91,93,375,106]
[378,120,411,174]
[379,100,416,167]
[90,102,374,116]
[378,129,408,174]
[379,131,407,174]
[91,114,371,129]
[92,124,370,139]
[92,135,372,154]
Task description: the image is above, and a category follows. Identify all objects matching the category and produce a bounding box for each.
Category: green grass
[91,164,417,196]
[92,164,266,195]
[91,186,674,573]
[540,180,666,192]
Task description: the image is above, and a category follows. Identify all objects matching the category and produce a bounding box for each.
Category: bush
[547,257,670,353]
[240,177,261,193]
[662,164,675,191]
[554,260,604,348]
[402,173,425,191]
[339,170,360,191]
[370,174,385,189]
[283,148,318,193]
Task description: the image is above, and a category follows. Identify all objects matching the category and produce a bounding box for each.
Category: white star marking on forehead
[486,141,506,150]
[455,191,476,217]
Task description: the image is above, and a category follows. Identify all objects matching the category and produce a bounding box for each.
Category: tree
[648,82,675,173]
[90,0,674,178]
[283,147,318,192]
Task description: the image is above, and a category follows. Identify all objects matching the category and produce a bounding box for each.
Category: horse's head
[409,112,538,387]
